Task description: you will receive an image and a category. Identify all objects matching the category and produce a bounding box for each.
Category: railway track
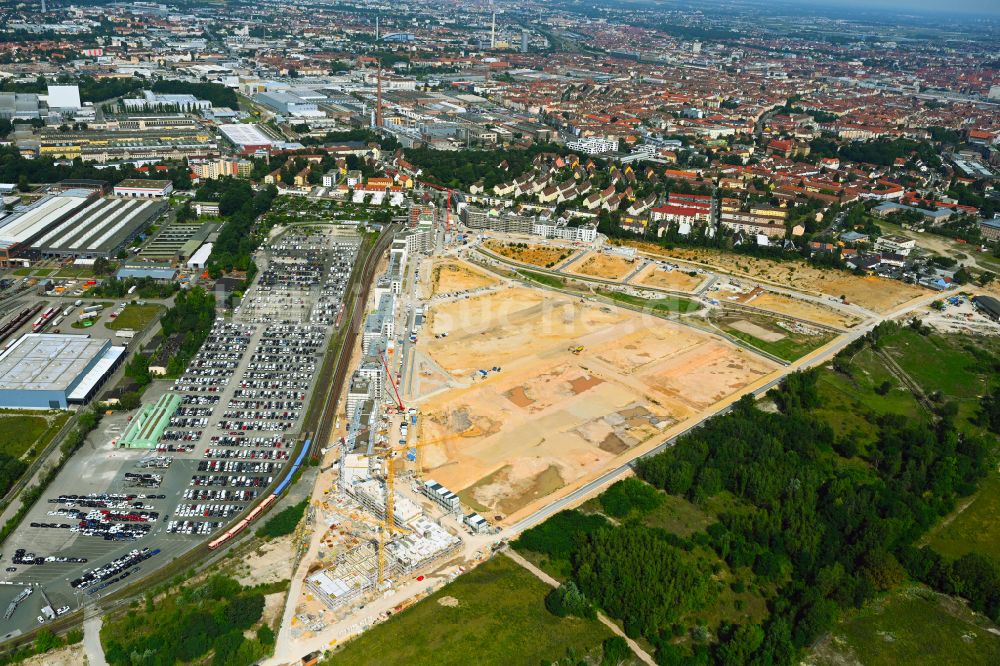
[309,224,398,451]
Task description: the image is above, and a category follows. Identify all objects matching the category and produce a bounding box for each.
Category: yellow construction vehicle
[568,345,584,355]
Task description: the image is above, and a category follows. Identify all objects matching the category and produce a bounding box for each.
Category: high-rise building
[521,29,529,53]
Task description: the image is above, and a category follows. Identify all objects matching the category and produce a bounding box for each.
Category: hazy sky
[787,0,1000,15]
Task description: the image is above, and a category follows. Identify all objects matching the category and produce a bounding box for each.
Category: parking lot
[0,226,361,638]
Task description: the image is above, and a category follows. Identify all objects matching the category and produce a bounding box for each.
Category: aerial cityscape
[0,0,996,664]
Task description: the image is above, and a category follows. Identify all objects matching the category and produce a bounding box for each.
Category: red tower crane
[413,179,453,232]
[379,351,405,412]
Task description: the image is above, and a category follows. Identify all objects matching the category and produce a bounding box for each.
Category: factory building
[37,128,217,163]
[0,193,91,267]
[30,197,166,259]
[113,180,174,198]
[0,92,40,120]
[218,123,275,155]
[0,333,126,409]
[252,91,323,117]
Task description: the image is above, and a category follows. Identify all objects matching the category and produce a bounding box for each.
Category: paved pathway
[83,614,108,666]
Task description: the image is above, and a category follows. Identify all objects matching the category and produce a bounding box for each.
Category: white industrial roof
[35,198,159,253]
[67,345,125,401]
[219,123,274,147]
[186,242,213,268]
[0,195,89,246]
[0,333,108,392]
[46,85,81,110]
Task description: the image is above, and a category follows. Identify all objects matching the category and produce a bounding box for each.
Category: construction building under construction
[305,541,389,610]
[347,477,420,528]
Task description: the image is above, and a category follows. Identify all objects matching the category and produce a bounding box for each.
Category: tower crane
[341,428,467,586]
[413,179,453,232]
[379,350,405,412]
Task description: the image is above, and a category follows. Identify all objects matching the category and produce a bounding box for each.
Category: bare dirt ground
[230,534,296,588]
[632,263,704,292]
[22,643,86,666]
[431,260,499,297]
[412,286,777,521]
[746,292,862,329]
[483,240,575,268]
[729,319,786,342]
[569,251,637,281]
[630,242,927,313]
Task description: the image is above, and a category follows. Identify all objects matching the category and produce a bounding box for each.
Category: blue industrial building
[0,333,125,409]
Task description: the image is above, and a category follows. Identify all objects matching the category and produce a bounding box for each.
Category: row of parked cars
[167,520,220,535]
[71,547,159,591]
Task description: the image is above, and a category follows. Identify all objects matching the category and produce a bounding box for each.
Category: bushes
[256,499,307,539]
[544,581,596,619]
[599,478,664,519]
[513,510,609,563]
[102,575,267,666]
[159,287,216,376]
[601,636,631,666]
[0,626,81,665]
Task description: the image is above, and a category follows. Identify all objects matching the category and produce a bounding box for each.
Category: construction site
[408,282,778,522]
[286,228,489,639]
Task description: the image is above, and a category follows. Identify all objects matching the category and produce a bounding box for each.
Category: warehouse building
[0,333,125,409]
[253,90,323,117]
[218,123,275,155]
[185,242,213,269]
[973,295,1000,321]
[30,197,166,259]
[0,191,95,268]
[113,180,173,198]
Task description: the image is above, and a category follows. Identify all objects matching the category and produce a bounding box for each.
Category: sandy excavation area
[633,262,704,292]
[743,291,861,329]
[413,286,777,521]
[483,239,576,268]
[630,242,927,313]
[431,259,500,296]
[569,251,637,281]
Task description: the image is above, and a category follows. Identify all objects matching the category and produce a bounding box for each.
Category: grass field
[0,411,69,461]
[106,303,164,331]
[596,288,700,314]
[810,587,1000,666]
[515,269,565,289]
[882,328,994,400]
[642,492,717,537]
[33,268,54,276]
[711,313,834,362]
[324,555,612,666]
[925,471,1000,560]
[54,266,97,278]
